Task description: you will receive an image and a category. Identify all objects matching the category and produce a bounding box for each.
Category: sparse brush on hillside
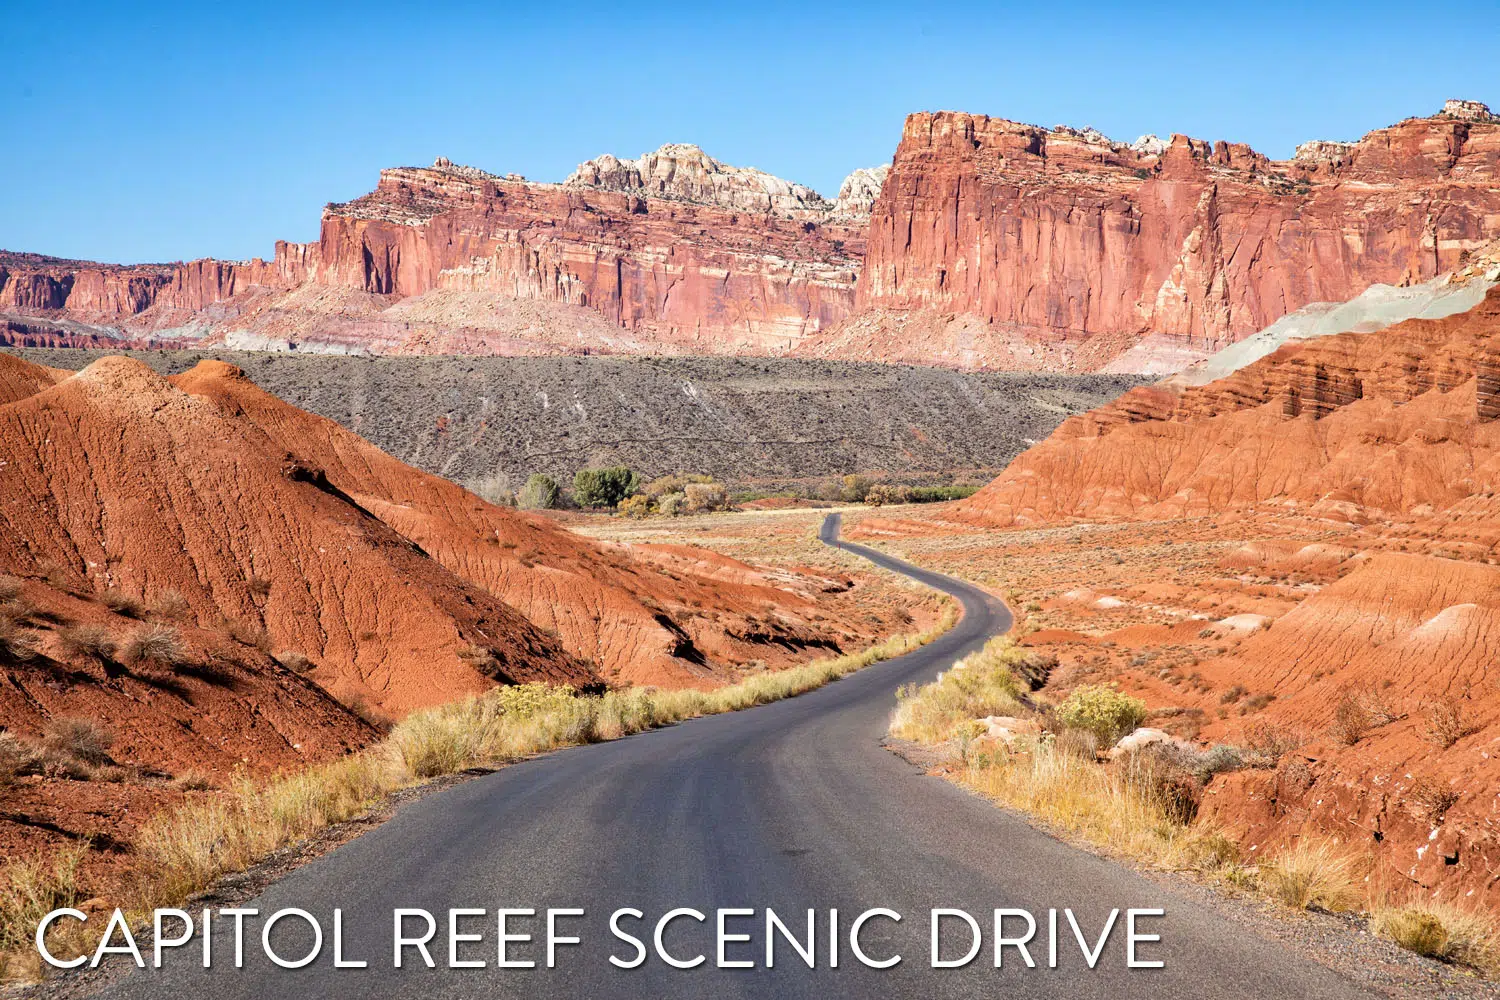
[121,624,187,669]
[57,625,117,662]
[4,602,956,977]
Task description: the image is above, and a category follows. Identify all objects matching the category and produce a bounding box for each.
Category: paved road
[93,514,1370,999]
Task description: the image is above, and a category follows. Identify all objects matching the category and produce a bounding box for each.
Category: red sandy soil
[846,287,1500,910]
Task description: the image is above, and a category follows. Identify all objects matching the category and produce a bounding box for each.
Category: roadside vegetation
[889,639,1500,979]
[490,464,979,515]
[1,600,955,982]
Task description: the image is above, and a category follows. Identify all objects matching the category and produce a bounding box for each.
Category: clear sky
[5,1,1497,264]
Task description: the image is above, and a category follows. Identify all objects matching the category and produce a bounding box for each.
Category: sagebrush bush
[516,473,561,510]
[57,625,117,662]
[150,590,191,620]
[42,718,113,766]
[122,624,187,668]
[1053,685,1148,746]
[100,589,144,618]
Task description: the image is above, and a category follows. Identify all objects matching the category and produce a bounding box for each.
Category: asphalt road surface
[89,513,1372,999]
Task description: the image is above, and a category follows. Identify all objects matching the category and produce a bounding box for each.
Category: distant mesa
[2,100,1498,374]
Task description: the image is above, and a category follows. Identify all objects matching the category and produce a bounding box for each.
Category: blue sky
[4,1,1497,264]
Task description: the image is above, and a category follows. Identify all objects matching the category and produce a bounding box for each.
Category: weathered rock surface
[805,102,1500,371]
[5,103,1499,372]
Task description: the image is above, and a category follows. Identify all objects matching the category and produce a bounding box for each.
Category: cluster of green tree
[508,467,730,517]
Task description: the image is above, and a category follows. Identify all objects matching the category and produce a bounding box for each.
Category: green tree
[573,466,639,508]
[516,474,561,510]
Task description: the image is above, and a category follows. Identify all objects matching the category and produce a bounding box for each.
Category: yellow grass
[888,636,1029,744]
[1372,902,1498,975]
[3,601,955,981]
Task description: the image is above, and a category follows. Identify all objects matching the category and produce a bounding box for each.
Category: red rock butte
[4,101,1499,371]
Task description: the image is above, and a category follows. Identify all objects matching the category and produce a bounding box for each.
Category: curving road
[92,514,1371,999]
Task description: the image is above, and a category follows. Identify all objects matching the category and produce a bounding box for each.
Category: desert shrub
[100,589,144,618]
[171,770,214,791]
[0,615,37,664]
[1329,691,1371,745]
[247,576,272,598]
[38,560,77,593]
[905,485,980,503]
[1422,697,1479,749]
[864,484,909,506]
[0,732,41,786]
[1157,741,1244,783]
[839,474,873,503]
[656,492,685,516]
[1241,721,1303,765]
[572,466,638,508]
[42,718,113,766]
[1373,903,1498,972]
[227,620,272,652]
[1260,838,1363,912]
[682,482,728,513]
[122,623,188,668]
[57,625,117,662]
[1409,776,1460,824]
[0,576,22,602]
[274,650,313,675]
[1054,685,1148,746]
[618,495,652,519]
[516,473,561,510]
[150,589,191,620]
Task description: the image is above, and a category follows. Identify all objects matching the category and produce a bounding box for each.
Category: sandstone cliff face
[5,104,1498,368]
[830,102,1500,371]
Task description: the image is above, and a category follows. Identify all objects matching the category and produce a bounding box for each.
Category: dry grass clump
[149,590,191,620]
[1372,903,1499,973]
[1422,697,1480,749]
[99,589,144,619]
[274,650,314,674]
[56,625,117,662]
[134,754,394,905]
[888,636,1033,743]
[226,620,272,653]
[0,844,86,981]
[121,624,187,669]
[960,738,1212,867]
[0,576,22,602]
[0,614,38,664]
[1329,687,1400,746]
[42,718,113,767]
[1259,838,1364,912]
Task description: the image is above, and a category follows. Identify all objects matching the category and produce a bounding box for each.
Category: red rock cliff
[850,104,1500,367]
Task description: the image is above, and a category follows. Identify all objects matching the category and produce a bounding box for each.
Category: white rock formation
[565,143,834,217]
[1441,98,1495,121]
[833,164,890,217]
